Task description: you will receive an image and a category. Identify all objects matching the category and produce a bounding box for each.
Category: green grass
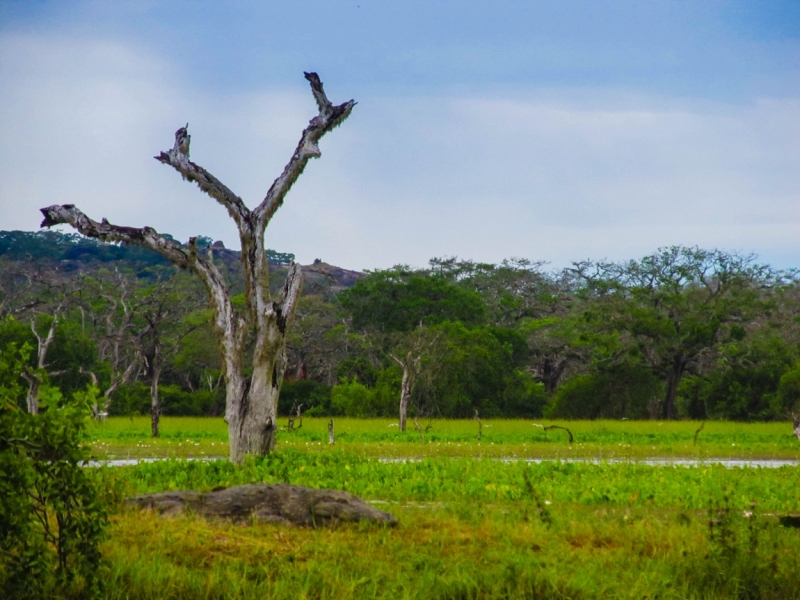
[103,502,800,599]
[74,417,800,598]
[87,416,800,460]
[93,452,800,599]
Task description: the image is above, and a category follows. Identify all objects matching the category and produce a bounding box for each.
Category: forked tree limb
[254,72,356,227]
[154,126,251,229]
[272,262,303,335]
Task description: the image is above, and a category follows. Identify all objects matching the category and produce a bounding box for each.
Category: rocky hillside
[0,230,364,292]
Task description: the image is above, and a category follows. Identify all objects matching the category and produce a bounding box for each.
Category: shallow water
[87,456,800,468]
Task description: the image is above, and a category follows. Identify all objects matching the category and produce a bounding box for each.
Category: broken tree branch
[40,205,191,268]
[154,125,251,228]
[693,421,705,446]
[543,425,574,444]
[254,72,356,227]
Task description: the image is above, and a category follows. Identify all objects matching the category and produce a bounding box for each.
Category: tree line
[3,230,800,429]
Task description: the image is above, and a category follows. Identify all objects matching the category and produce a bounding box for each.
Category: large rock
[125,483,397,527]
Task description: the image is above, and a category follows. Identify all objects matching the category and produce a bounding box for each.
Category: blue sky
[1,1,798,270]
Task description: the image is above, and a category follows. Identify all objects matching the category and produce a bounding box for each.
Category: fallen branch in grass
[543,425,573,444]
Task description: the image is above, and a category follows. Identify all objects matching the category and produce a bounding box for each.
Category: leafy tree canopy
[340,268,486,333]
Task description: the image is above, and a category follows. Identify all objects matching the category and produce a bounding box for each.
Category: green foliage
[331,377,396,417]
[113,450,800,512]
[0,230,172,275]
[777,364,800,414]
[0,346,108,598]
[548,363,662,419]
[681,334,797,420]
[573,246,781,418]
[278,380,333,416]
[0,315,96,399]
[419,322,545,418]
[340,269,486,333]
[108,382,220,417]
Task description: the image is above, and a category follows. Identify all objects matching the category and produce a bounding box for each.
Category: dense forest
[2,229,799,424]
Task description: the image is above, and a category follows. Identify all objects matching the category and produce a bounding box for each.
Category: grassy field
[61,418,800,598]
[87,416,800,461]
[94,452,800,599]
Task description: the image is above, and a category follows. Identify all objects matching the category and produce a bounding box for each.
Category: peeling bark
[40,73,354,463]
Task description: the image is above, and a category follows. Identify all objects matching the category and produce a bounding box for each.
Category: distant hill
[0,230,363,290]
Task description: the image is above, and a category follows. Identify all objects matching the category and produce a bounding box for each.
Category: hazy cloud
[1,33,798,271]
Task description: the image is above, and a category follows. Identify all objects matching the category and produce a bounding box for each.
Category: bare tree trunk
[391,352,419,433]
[541,357,567,394]
[41,73,354,463]
[142,335,163,438]
[328,419,335,445]
[101,360,139,415]
[398,363,412,433]
[793,414,800,442]
[150,362,161,438]
[26,302,66,413]
[662,355,685,420]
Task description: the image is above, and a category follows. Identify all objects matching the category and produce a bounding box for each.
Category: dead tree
[286,403,304,432]
[40,72,355,463]
[391,351,420,433]
[474,409,482,441]
[390,328,443,432]
[413,416,431,443]
[23,297,69,413]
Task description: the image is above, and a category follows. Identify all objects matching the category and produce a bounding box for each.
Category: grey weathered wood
[40,73,354,463]
[126,483,396,528]
[391,351,419,432]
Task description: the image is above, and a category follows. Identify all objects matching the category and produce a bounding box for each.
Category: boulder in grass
[125,483,397,527]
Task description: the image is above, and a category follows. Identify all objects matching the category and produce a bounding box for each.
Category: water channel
[87,456,800,468]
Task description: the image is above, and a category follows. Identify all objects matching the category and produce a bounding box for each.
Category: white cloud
[1,33,798,272]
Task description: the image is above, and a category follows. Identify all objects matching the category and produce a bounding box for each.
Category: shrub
[0,345,108,598]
